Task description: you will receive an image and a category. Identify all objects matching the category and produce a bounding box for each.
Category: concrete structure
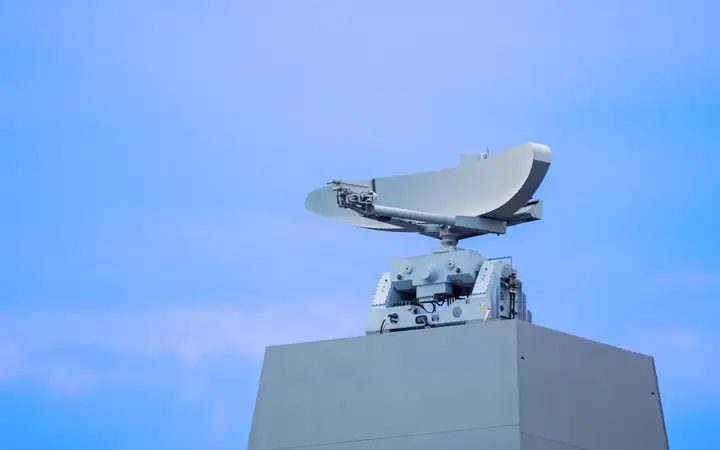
[247,320,668,450]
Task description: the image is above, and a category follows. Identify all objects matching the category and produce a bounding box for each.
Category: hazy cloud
[2,299,719,402]
[646,269,718,292]
[0,341,21,382]
[0,296,367,394]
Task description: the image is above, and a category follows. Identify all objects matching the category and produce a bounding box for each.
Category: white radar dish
[305,142,551,242]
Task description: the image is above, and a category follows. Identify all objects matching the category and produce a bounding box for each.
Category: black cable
[509,292,516,319]
[411,301,434,314]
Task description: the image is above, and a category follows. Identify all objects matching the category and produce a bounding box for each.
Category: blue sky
[1,1,719,449]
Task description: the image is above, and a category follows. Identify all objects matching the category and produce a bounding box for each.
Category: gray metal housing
[367,250,530,334]
[247,320,668,450]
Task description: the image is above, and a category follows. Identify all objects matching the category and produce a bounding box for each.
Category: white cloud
[2,299,718,404]
[0,340,96,396]
[28,362,97,397]
[0,341,21,382]
[646,269,718,292]
[0,297,368,394]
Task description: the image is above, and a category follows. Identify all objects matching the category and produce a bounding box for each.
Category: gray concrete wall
[248,321,521,450]
[247,321,668,450]
[516,322,669,450]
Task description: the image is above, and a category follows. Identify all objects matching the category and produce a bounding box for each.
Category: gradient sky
[1,2,719,449]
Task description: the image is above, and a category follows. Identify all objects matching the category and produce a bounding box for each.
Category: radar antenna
[306,142,552,334]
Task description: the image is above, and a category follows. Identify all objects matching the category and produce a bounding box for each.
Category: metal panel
[250,427,522,450]
[520,433,588,450]
[247,321,668,450]
[248,322,521,450]
[371,272,391,306]
[515,322,669,450]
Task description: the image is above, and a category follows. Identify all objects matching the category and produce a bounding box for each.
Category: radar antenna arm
[330,181,508,239]
[361,204,507,236]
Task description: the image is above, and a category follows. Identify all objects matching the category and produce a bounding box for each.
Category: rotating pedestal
[247,321,669,450]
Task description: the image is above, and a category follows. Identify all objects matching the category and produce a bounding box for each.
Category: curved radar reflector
[305,142,551,232]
